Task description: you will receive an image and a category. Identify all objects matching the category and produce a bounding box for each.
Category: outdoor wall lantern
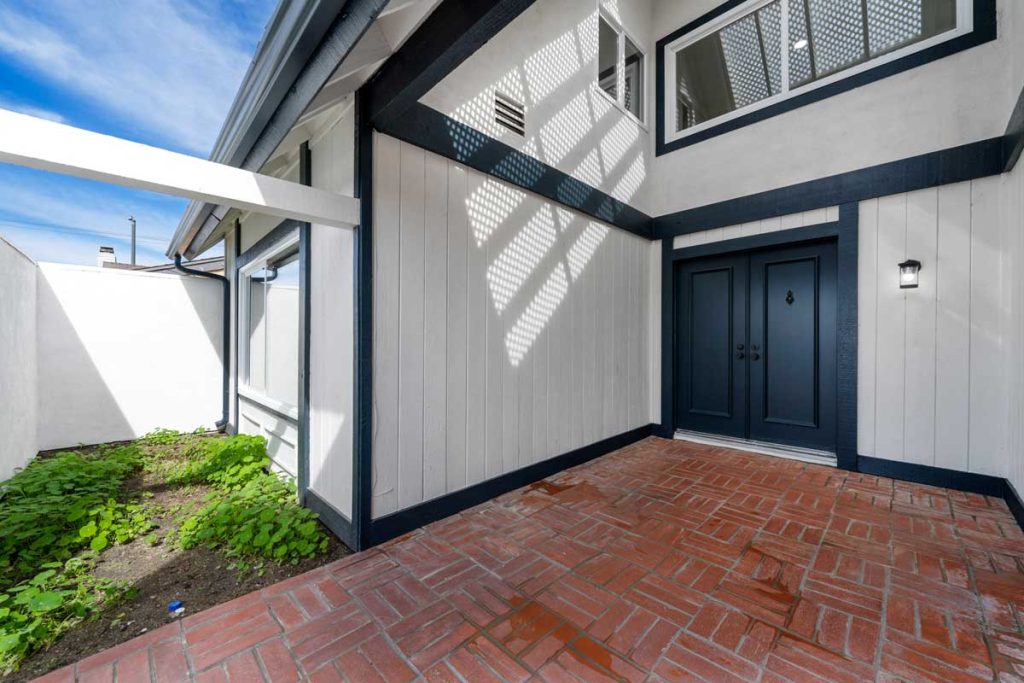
[898,259,921,289]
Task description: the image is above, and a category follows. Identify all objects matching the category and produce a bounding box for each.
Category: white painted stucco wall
[420,0,655,213]
[649,0,1018,216]
[36,263,224,450]
[0,237,38,479]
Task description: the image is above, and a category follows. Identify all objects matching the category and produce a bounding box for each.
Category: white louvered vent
[494,92,526,136]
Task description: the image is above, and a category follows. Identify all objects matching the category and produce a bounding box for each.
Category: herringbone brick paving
[35,437,1024,682]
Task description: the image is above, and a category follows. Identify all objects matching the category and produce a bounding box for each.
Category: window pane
[598,17,618,101]
[790,0,958,88]
[807,0,865,77]
[674,1,781,132]
[264,255,300,407]
[866,0,956,56]
[623,36,644,119]
[758,2,784,96]
[246,269,267,391]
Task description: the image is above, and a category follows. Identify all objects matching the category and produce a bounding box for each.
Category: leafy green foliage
[0,558,132,674]
[164,435,269,490]
[0,447,147,589]
[139,428,183,446]
[178,475,327,562]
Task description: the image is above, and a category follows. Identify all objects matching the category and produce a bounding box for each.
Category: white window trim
[663,0,973,145]
[238,229,301,421]
[595,9,648,128]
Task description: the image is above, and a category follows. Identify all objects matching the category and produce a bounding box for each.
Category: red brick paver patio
[37,437,1024,682]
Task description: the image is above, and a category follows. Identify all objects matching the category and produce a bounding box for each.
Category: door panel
[749,243,837,449]
[675,255,747,437]
[674,240,838,452]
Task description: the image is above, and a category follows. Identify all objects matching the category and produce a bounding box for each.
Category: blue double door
[675,241,837,451]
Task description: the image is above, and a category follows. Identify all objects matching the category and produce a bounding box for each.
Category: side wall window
[598,13,645,122]
[241,238,300,411]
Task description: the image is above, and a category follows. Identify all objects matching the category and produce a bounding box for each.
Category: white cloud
[0,0,263,154]
[0,97,65,123]
[0,165,186,265]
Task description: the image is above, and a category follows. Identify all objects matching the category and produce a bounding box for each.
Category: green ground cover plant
[0,445,148,588]
[0,429,332,674]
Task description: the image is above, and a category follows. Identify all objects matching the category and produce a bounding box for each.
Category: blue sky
[0,0,277,265]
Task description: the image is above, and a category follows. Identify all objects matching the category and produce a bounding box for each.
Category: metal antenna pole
[129,215,137,265]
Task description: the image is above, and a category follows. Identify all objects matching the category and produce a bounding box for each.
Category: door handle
[751,352,761,361]
[736,352,745,360]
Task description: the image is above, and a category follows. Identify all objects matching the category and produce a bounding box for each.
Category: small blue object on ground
[167,600,183,613]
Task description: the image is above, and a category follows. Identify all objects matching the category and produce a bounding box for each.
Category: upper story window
[661,0,981,152]
[598,12,645,122]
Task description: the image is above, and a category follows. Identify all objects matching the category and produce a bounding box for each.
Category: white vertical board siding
[859,178,1012,477]
[372,134,651,517]
[308,107,355,520]
[667,185,1018,479]
[1006,158,1024,497]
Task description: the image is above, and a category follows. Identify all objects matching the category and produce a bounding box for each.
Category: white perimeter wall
[36,263,223,450]
[0,237,38,479]
[373,133,654,517]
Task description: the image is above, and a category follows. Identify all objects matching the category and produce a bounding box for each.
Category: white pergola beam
[0,109,359,231]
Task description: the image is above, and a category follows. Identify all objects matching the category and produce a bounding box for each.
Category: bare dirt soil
[12,436,350,682]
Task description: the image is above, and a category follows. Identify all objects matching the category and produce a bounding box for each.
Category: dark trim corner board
[353,90,375,551]
[655,0,998,156]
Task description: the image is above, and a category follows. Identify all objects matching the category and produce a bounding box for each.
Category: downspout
[174,253,230,432]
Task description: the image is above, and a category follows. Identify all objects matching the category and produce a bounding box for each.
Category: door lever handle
[736,352,745,360]
[751,352,760,361]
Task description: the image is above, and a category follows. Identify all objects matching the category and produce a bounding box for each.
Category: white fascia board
[0,109,359,232]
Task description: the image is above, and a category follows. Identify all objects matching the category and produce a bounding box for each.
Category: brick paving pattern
[35,437,1024,682]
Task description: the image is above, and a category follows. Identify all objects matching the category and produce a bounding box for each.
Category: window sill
[238,385,300,422]
[592,85,649,132]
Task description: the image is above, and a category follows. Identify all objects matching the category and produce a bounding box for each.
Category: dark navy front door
[675,241,837,451]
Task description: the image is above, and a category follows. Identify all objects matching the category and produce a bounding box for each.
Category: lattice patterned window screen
[669,0,959,135]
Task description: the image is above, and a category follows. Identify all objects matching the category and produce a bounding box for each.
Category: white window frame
[595,9,647,126]
[663,0,973,144]
[238,229,301,421]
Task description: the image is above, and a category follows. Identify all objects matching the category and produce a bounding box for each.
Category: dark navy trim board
[353,90,374,551]
[367,425,655,546]
[375,103,653,238]
[655,0,997,155]
[654,137,1006,239]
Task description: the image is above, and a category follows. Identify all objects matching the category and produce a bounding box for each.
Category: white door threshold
[673,429,837,467]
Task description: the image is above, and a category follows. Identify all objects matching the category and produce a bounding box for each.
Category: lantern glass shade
[898,259,921,289]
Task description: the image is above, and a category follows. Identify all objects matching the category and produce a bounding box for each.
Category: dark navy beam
[364,0,536,131]
[379,103,653,238]
[653,137,1005,239]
